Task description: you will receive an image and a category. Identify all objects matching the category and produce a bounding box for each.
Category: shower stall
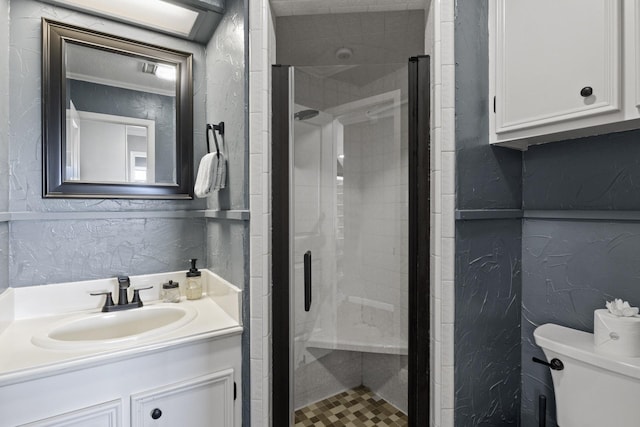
[273,56,430,426]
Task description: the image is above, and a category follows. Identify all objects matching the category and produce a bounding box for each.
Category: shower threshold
[294,385,407,426]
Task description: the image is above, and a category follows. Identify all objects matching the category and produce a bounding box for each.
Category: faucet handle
[131,286,153,307]
[90,291,115,311]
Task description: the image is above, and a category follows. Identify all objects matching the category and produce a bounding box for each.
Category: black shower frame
[272,56,431,426]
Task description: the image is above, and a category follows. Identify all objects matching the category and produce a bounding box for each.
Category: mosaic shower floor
[294,386,408,427]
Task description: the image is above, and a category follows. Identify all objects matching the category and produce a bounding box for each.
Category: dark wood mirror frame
[42,19,194,199]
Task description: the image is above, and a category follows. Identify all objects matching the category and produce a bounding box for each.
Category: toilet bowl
[534,323,640,427]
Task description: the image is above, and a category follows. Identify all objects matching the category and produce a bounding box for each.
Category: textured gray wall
[455,0,521,211]
[521,132,640,426]
[523,130,640,210]
[455,1,523,425]
[521,219,640,426]
[205,0,246,213]
[10,218,206,287]
[204,0,247,296]
[5,0,209,288]
[9,0,206,213]
[455,219,521,426]
[204,0,247,284]
[203,0,249,424]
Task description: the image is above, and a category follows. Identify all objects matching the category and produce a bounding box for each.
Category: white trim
[68,72,176,97]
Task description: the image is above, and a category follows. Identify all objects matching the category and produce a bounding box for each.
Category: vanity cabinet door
[491,0,623,147]
[18,400,122,427]
[131,370,234,427]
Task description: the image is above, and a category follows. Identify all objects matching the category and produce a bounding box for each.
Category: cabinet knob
[580,86,593,97]
[151,408,162,419]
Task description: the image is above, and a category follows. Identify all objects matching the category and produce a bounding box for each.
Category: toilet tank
[534,323,640,427]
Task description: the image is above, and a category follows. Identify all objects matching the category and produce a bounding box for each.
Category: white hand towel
[194,152,219,198]
[214,152,227,190]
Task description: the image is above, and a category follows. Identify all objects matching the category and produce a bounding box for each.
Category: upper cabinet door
[494,0,622,134]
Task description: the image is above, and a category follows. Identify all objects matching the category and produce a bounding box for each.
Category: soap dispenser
[186,258,203,300]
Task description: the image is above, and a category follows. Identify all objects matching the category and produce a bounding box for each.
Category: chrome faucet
[91,276,152,312]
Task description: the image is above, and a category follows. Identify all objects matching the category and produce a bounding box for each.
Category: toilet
[534,323,640,426]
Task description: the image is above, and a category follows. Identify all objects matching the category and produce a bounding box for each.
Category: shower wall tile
[362,353,408,413]
[248,0,275,424]
[436,0,455,424]
[295,350,362,409]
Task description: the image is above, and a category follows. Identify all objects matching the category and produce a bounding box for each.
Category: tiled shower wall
[248,0,276,424]
[433,0,456,425]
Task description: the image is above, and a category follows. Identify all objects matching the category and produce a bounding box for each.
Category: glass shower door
[289,66,410,424]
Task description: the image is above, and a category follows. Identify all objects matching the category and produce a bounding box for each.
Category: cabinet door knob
[151,408,162,419]
[580,86,593,97]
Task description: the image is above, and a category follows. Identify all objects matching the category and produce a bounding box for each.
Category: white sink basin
[31,304,198,350]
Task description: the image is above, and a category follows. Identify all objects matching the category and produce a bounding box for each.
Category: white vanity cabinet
[489,0,640,150]
[1,336,241,427]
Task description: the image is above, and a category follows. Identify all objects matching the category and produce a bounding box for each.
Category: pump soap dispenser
[186,258,203,300]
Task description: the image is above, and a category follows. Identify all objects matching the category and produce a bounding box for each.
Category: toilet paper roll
[594,309,640,357]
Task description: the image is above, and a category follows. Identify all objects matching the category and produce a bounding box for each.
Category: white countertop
[0,270,243,387]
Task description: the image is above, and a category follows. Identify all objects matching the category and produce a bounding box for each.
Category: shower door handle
[304,251,312,312]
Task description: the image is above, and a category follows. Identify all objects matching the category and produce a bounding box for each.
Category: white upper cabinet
[490,0,640,150]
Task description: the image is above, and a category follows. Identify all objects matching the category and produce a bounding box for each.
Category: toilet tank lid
[534,323,640,380]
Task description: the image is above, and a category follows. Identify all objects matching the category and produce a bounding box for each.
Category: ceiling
[276,9,425,86]
[270,0,428,17]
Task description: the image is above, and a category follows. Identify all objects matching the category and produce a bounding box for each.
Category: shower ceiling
[276,10,425,86]
[270,0,429,16]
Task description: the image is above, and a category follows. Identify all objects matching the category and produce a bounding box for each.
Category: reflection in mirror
[43,19,193,199]
[64,43,175,185]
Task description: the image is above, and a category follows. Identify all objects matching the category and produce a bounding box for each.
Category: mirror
[43,19,194,199]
